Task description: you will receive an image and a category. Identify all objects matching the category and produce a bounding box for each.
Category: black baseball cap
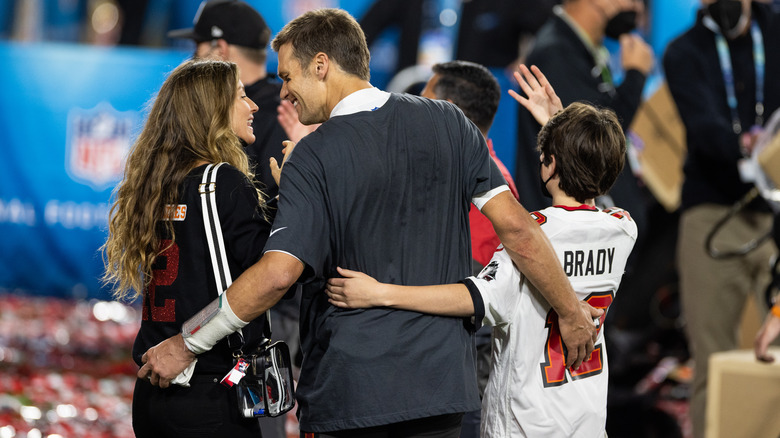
[167,0,270,49]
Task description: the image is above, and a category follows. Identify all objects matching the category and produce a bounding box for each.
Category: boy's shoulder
[530,205,638,240]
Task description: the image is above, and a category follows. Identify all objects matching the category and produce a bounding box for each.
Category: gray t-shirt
[265,93,505,432]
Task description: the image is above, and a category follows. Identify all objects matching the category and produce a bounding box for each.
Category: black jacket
[663,3,779,211]
[515,12,647,221]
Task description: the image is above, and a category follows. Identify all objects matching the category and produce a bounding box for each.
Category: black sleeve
[215,165,272,271]
[460,104,505,197]
[461,278,485,331]
[359,0,403,46]
[359,0,422,70]
[263,136,331,282]
[612,69,647,129]
[527,42,597,108]
[663,38,741,165]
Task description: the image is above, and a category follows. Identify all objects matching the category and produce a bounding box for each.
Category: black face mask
[539,162,554,199]
[706,0,743,35]
[605,10,638,39]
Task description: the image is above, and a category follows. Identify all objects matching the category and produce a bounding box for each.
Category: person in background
[168,0,284,199]
[663,1,780,436]
[420,60,520,271]
[102,59,269,437]
[359,0,554,76]
[418,59,520,438]
[138,9,602,438]
[514,0,653,226]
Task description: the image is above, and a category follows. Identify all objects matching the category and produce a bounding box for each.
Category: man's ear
[313,52,329,79]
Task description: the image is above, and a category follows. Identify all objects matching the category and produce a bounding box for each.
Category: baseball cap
[167,0,270,49]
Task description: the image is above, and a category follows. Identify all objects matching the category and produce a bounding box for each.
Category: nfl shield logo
[66,103,138,191]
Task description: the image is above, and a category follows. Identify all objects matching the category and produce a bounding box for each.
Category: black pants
[301,413,463,438]
[132,375,262,438]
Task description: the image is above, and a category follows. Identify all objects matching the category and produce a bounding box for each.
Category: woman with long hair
[103,59,270,437]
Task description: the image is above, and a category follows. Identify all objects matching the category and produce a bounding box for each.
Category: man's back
[266,93,506,431]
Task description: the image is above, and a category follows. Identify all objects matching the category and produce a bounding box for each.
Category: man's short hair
[271,8,371,81]
[430,61,501,133]
[537,102,625,202]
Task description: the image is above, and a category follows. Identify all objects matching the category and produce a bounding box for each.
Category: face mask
[539,162,554,199]
[605,10,638,39]
[706,0,747,38]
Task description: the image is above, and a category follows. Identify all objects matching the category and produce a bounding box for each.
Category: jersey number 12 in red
[540,291,614,388]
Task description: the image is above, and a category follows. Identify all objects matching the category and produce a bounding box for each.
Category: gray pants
[677,204,776,438]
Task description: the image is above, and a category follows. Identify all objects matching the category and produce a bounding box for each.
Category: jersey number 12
[540,291,614,388]
[142,240,178,322]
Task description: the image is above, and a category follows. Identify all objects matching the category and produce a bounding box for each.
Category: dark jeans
[132,375,262,438]
[301,413,464,438]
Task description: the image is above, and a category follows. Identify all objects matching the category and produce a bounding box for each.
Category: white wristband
[182,294,248,355]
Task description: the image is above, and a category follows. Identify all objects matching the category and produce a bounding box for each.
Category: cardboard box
[706,348,780,438]
[758,131,780,188]
[629,82,687,212]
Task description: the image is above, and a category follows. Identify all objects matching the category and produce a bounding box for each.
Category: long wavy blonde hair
[102,59,263,301]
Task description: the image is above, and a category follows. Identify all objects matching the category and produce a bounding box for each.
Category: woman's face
[231,81,258,144]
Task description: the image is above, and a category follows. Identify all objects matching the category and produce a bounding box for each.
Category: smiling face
[231,81,258,144]
[277,43,328,125]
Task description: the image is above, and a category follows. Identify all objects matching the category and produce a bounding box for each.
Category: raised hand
[509,64,563,126]
[270,140,297,187]
[277,100,319,143]
[620,33,654,75]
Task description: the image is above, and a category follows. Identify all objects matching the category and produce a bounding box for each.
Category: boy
[326,85,637,437]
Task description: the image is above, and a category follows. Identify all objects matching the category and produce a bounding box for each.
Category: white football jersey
[467,205,637,438]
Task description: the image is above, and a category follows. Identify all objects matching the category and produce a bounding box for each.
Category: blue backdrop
[0,1,702,299]
[0,42,189,299]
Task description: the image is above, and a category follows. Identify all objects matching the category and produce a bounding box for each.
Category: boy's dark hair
[537,102,625,202]
[271,8,370,81]
[431,60,501,134]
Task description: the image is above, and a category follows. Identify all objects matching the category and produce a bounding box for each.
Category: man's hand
[277,100,319,143]
[509,64,563,127]
[138,334,196,388]
[326,267,386,309]
[620,33,654,75]
[270,140,297,186]
[557,301,603,370]
[739,126,764,156]
[755,311,780,363]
